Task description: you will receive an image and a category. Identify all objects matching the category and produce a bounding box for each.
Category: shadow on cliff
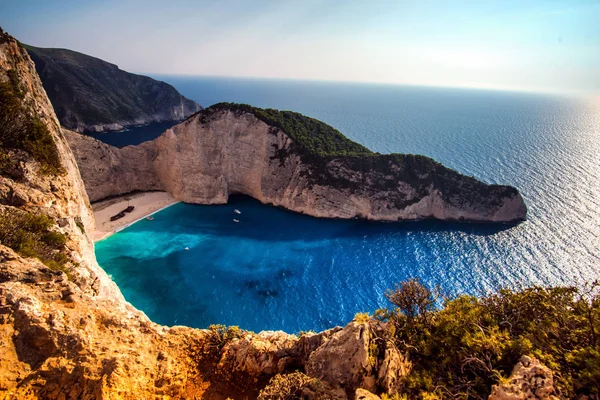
[125,195,519,244]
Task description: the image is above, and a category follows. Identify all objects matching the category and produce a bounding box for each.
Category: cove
[98,195,526,333]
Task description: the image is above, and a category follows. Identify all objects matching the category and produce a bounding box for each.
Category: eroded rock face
[0,31,204,399]
[64,130,163,202]
[489,356,559,400]
[306,321,411,395]
[0,35,121,302]
[0,246,209,399]
[68,108,527,222]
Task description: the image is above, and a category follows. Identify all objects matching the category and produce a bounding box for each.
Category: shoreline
[92,191,179,242]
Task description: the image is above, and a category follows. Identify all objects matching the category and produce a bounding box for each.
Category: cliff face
[63,130,163,202]
[70,106,526,222]
[24,45,202,133]
[0,33,121,302]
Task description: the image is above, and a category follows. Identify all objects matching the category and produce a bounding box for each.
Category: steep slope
[68,104,527,222]
[24,45,202,132]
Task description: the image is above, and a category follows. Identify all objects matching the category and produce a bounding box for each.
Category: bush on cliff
[205,103,374,157]
[377,278,600,399]
[0,73,63,176]
[0,209,70,275]
[202,324,242,357]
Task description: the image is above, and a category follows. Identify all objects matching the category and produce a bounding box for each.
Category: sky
[1,0,599,94]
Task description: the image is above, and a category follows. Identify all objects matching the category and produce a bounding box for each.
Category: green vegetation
[204,324,242,356]
[75,217,85,234]
[202,103,518,209]
[354,312,371,324]
[0,72,63,176]
[0,209,71,276]
[377,279,600,399]
[206,103,373,157]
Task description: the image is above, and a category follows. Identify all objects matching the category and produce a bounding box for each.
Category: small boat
[234,209,241,214]
[145,216,154,221]
[184,247,189,251]
[233,219,240,223]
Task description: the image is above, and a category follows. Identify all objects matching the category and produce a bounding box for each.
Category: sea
[94,76,600,333]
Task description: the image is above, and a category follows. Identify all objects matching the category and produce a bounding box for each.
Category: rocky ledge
[67,103,527,223]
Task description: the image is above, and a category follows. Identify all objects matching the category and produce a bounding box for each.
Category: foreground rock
[489,356,559,400]
[67,105,527,222]
[24,45,202,132]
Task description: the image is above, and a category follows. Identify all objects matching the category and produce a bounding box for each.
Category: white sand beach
[92,191,179,242]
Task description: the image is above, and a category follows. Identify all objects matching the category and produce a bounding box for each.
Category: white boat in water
[234,209,241,214]
[233,219,240,223]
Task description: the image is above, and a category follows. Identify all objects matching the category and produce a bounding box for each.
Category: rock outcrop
[24,45,202,132]
[355,389,382,400]
[489,356,559,400]
[68,105,527,222]
[306,321,410,394]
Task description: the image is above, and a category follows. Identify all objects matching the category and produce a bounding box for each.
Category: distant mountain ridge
[24,44,202,132]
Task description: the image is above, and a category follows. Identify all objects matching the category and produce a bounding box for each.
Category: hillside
[24,44,202,132]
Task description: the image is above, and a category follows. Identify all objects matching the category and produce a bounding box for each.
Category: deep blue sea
[95,77,600,333]
[86,120,179,148]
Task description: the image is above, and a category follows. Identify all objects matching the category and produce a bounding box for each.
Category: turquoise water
[95,78,600,333]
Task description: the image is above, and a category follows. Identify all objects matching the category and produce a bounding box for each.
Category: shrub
[354,312,371,324]
[380,280,600,399]
[0,209,70,275]
[0,149,23,179]
[203,324,242,356]
[203,103,373,158]
[0,73,63,176]
[75,217,85,234]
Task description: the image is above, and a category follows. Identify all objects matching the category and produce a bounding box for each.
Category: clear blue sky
[2,0,599,94]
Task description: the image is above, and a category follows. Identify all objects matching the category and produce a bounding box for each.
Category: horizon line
[140,72,596,98]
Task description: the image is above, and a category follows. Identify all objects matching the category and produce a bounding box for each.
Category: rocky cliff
[69,104,527,223]
[63,130,163,201]
[24,45,202,133]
